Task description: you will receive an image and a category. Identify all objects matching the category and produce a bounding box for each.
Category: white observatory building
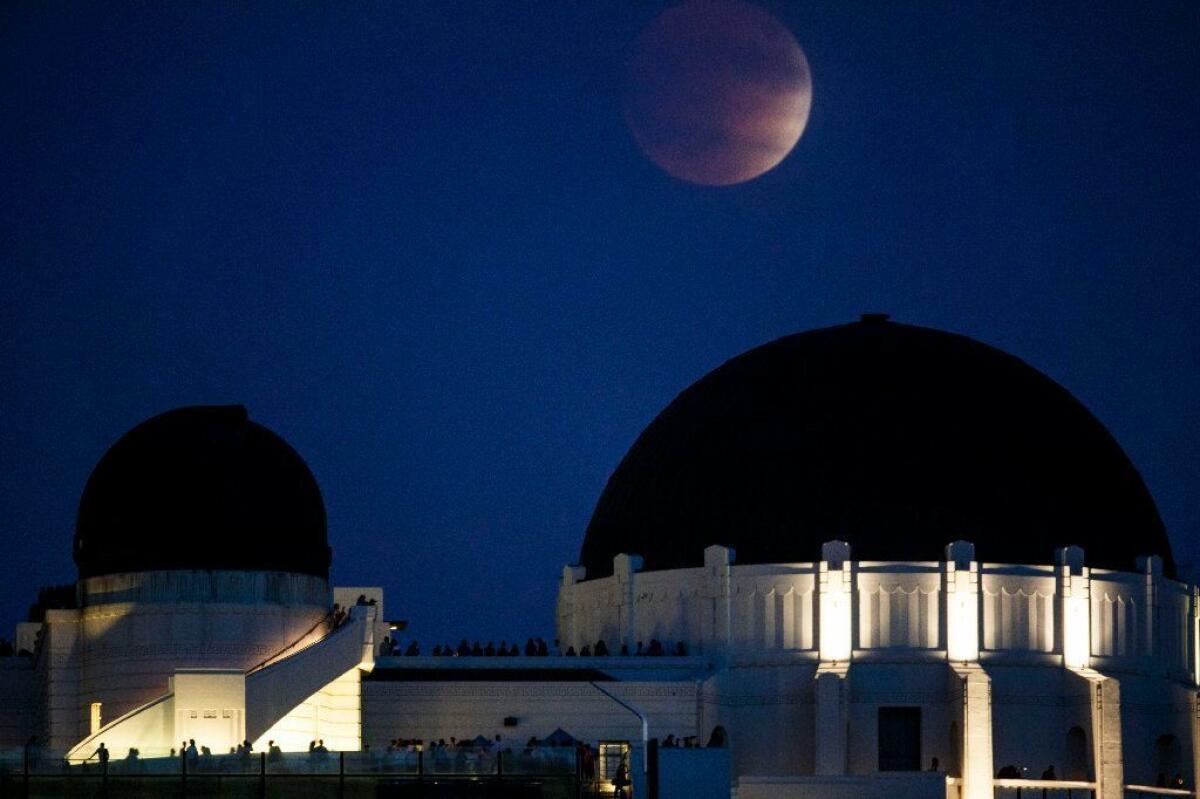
[1,316,1197,799]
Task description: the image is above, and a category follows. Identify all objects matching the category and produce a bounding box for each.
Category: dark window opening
[879,707,921,771]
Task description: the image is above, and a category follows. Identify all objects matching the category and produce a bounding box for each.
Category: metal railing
[1125,787,1193,798]
[993,778,1095,798]
[1,745,584,796]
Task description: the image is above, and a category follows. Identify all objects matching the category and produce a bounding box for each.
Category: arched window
[1065,726,1089,781]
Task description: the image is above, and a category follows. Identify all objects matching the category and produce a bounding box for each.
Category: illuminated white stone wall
[555,542,1199,794]
[34,569,329,754]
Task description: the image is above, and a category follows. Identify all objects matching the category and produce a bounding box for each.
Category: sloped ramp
[65,693,174,762]
[245,603,376,744]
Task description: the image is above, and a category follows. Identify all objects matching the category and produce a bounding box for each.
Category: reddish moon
[625,0,812,186]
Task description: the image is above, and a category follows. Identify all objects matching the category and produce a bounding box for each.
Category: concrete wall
[173,670,246,755]
[659,747,730,799]
[361,678,697,752]
[0,658,37,747]
[76,570,329,727]
[846,662,956,775]
[39,608,83,753]
[736,773,946,799]
[701,661,817,777]
[252,666,362,752]
[987,665,1091,779]
[1118,673,1193,787]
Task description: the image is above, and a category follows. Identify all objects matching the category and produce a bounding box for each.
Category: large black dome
[75,406,331,579]
[581,317,1173,579]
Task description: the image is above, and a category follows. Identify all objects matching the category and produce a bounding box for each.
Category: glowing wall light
[946,542,979,662]
[1062,589,1090,669]
[819,541,852,662]
[1057,547,1090,670]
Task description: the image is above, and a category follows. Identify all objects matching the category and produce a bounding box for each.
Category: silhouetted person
[536,638,549,656]
[457,639,470,657]
[565,646,576,656]
[580,644,592,656]
[595,639,609,656]
[95,743,109,767]
[1041,765,1055,780]
[929,757,939,771]
[525,638,537,656]
[485,641,496,656]
[471,641,483,656]
[268,740,282,763]
[707,726,727,748]
[675,641,688,656]
[356,594,368,606]
[613,759,629,798]
[662,734,676,748]
[620,643,630,656]
[405,641,419,656]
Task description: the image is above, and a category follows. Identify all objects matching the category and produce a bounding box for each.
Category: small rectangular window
[203,709,217,719]
[189,710,197,719]
[222,709,231,718]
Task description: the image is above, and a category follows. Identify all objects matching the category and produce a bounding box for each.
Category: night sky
[2,2,1197,645]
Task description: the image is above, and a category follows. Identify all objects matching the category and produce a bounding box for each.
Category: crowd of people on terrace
[377,636,690,658]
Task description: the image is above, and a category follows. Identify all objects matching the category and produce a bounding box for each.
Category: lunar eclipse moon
[625,0,812,186]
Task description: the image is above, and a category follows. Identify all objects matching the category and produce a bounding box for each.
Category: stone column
[556,564,587,651]
[1137,555,1162,666]
[945,541,980,662]
[951,664,994,799]
[614,554,643,654]
[42,609,83,755]
[814,665,849,775]
[818,541,852,662]
[1191,690,1200,799]
[1094,675,1125,798]
[1066,668,1124,799]
[703,545,734,655]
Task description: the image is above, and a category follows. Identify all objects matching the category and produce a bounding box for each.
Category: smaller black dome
[75,406,330,579]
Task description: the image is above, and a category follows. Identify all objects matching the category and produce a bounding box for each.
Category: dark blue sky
[2,2,1197,644]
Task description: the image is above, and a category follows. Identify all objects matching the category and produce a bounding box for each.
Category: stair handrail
[244,609,336,675]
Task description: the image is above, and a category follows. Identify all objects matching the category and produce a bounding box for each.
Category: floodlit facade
[1,317,1196,799]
